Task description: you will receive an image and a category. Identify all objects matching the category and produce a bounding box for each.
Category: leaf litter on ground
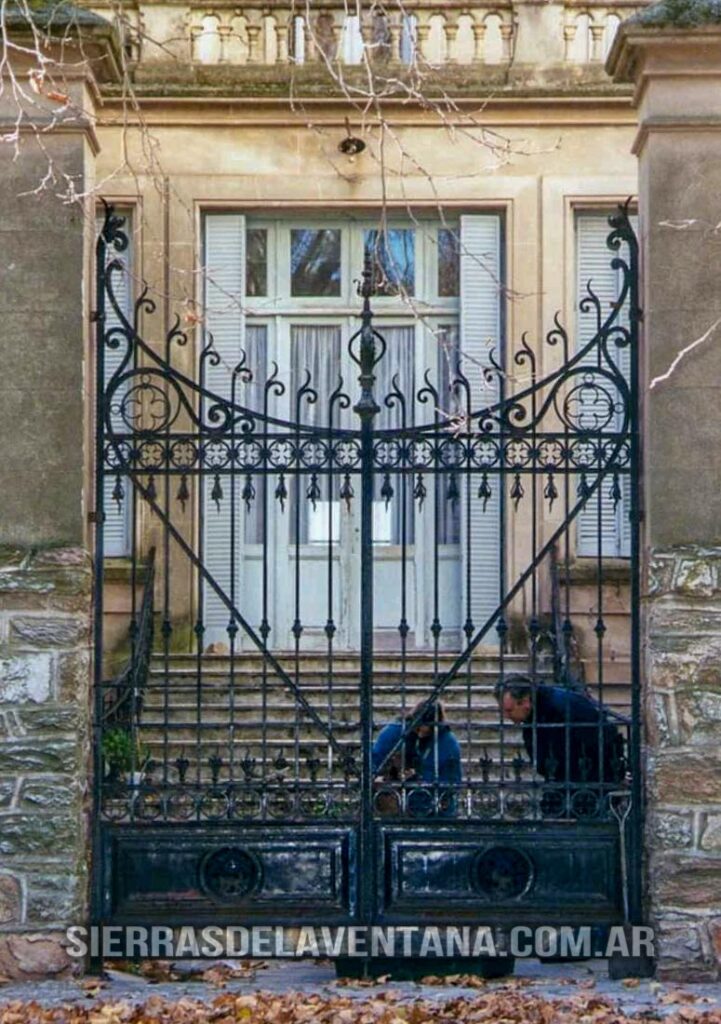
[1,985,721,1024]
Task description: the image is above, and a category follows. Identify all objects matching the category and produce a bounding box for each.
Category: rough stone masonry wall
[646,546,721,981]
[0,547,92,979]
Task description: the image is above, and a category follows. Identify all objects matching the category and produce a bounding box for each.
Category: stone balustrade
[186,4,515,67]
[562,2,644,64]
[88,1,649,73]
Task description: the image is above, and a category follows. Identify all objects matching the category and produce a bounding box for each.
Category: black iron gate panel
[92,202,642,934]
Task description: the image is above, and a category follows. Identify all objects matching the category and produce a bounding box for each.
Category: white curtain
[287,323,417,545]
[373,325,415,545]
[437,324,462,545]
[290,325,343,544]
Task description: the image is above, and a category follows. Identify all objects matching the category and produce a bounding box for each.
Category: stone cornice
[0,116,101,154]
[5,3,124,85]
[607,19,721,87]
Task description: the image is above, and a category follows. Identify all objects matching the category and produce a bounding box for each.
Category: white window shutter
[99,211,132,558]
[202,214,246,642]
[459,214,502,638]
[576,213,636,558]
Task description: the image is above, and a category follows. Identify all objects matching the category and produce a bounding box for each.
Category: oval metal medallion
[200,846,262,900]
[472,845,534,899]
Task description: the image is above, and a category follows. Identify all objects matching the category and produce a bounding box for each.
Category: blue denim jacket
[372,721,462,816]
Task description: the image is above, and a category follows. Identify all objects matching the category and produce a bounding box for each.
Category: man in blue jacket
[494,674,624,784]
[372,701,462,816]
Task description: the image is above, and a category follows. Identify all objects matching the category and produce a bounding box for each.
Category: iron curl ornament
[95,202,639,813]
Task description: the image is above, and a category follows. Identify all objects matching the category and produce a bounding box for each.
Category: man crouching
[494,674,625,785]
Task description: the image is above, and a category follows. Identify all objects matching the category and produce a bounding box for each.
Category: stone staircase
[136,652,631,784]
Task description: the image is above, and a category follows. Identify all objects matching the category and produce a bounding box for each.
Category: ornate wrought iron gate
[93,203,642,943]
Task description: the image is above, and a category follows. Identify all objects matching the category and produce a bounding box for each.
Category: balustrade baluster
[246,11,263,63]
[500,21,514,61]
[276,19,289,63]
[415,14,431,61]
[389,14,402,62]
[590,21,605,60]
[218,23,230,64]
[305,15,318,63]
[445,15,459,63]
[473,19,487,63]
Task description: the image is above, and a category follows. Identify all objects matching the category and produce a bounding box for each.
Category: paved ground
[0,958,719,1015]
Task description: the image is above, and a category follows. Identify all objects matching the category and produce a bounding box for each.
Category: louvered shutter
[99,211,132,557]
[202,214,246,644]
[460,215,502,639]
[576,213,635,558]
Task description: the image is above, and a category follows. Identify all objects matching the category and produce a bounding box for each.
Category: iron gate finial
[353,251,381,419]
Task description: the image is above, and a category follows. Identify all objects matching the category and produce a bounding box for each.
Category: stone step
[144,667,530,685]
[131,654,630,786]
[151,653,526,670]
[138,697,630,725]
[136,722,527,740]
[135,743,534,782]
[133,732,606,771]
[138,687,631,715]
[140,704,518,723]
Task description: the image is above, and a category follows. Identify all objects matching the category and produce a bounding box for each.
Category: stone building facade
[0,0,720,982]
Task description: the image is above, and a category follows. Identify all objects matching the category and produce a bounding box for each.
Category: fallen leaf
[660,989,698,1004]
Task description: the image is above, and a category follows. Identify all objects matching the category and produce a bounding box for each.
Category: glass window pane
[364,229,415,296]
[372,502,393,545]
[438,228,460,297]
[290,229,341,296]
[307,501,340,544]
[246,228,267,297]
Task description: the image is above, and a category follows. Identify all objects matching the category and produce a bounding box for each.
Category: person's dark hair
[494,674,534,703]
[405,699,445,725]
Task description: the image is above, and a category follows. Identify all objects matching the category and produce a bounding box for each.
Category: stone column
[608,2,721,981]
[0,6,119,979]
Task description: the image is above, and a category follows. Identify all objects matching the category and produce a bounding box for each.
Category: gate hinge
[88,511,106,524]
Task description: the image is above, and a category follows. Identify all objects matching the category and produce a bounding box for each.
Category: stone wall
[0,546,92,979]
[646,546,721,980]
[0,7,119,978]
[608,4,721,980]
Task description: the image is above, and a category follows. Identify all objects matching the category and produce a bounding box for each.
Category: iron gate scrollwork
[92,201,642,939]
